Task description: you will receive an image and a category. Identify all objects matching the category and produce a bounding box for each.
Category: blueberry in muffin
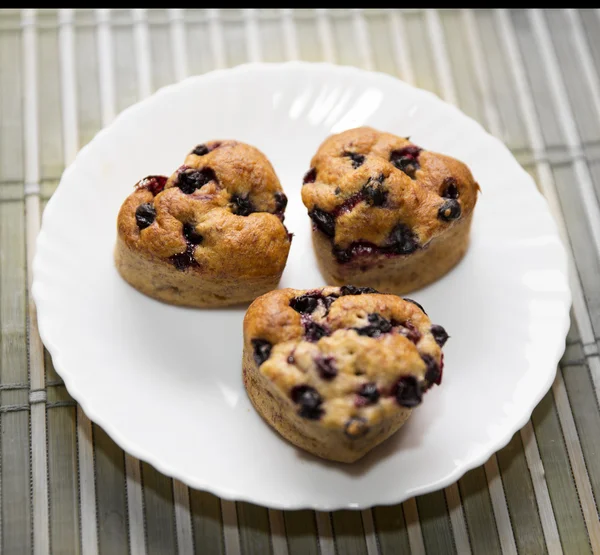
[115,140,291,307]
[301,127,479,294]
[243,286,448,463]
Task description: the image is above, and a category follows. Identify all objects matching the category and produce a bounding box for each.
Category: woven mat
[1,8,599,555]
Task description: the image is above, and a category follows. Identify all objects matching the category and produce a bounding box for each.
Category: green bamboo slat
[221,10,248,68]
[257,11,286,63]
[0,23,31,554]
[328,11,359,67]
[565,314,582,347]
[330,510,367,555]
[579,9,600,83]
[1,411,31,555]
[531,390,591,554]
[185,12,215,76]
[473,10,531,156]
[284,510,320,555]
[74,11,102,149]
[510,10,565,151]
[439,10,485,124]
[589,157,600,213]
[147,9,175,92]
[416,491,456,555]
[545,9,600,234]
[236,502,272,555]
[41,182,60,207]
[37,16,81,548]
[142,462,178,555]
[402,11,439,97]
[458,467,502,555]
[189,489,224,555]
[294,11,323,63]
[0,203,30,550]
[560,341,600,510]
[562,340,585,366]
[551,163,600,336]
[112,10,138,115]
[37,10,64,183]
[0,184,23,203]
[93,425,129,555]
[496,432,548,555]
[544,10,600,148]
[0,29,23,184]
[372,505,410,555]
[39,18,78,527]
[47,381,80,554]
[363,10,398,77]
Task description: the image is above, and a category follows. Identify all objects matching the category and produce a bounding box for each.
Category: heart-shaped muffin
[243,286,448,463]
[115,141,291,307]
[301,127,479,294]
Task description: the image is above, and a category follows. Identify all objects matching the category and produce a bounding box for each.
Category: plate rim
[33,61,572,510]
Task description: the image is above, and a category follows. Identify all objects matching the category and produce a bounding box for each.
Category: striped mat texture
[1,8,599,555]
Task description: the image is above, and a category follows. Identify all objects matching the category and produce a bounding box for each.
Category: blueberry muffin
[243,286,448,463]
[115,141,292,307]
[301,127,479,294]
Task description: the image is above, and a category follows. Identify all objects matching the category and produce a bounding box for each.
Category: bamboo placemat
[1,8,599,555]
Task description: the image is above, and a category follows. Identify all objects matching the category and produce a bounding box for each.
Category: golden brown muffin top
[244,286,448,434]
[117,140,291,278]
[301,127,479,261]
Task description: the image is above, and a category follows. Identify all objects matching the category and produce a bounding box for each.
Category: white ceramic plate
[33,62,571,510]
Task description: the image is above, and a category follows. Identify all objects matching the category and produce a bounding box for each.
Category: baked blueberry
[303,167,317,184]
[290,294,321,314]
[135,203,156,230]
[192,144,209,156]
[356,313,393,337]
[304,320,329,342]
[340,285,379,296]
[390,145,422,179]
[422,354,442,385]
[170,245,199,271]
[182,223,203,245]
[231,194,255,216]
[438,199,461,221]
[388,224,419,255]
[398,321,421,344]
[357,383,380,405]
[274,192,288,214]
[345,151,365,169]
[362,175,387,206]
[252,339,272,366]
[177,167,217,194]
[309,208,335,238]
[442,177,459,199]
[403,298,427,315]
[430,324,449,347]
[315,356,337,380]
[291,385,324,420]
[394,376,422,407]
[137,175,167,196]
